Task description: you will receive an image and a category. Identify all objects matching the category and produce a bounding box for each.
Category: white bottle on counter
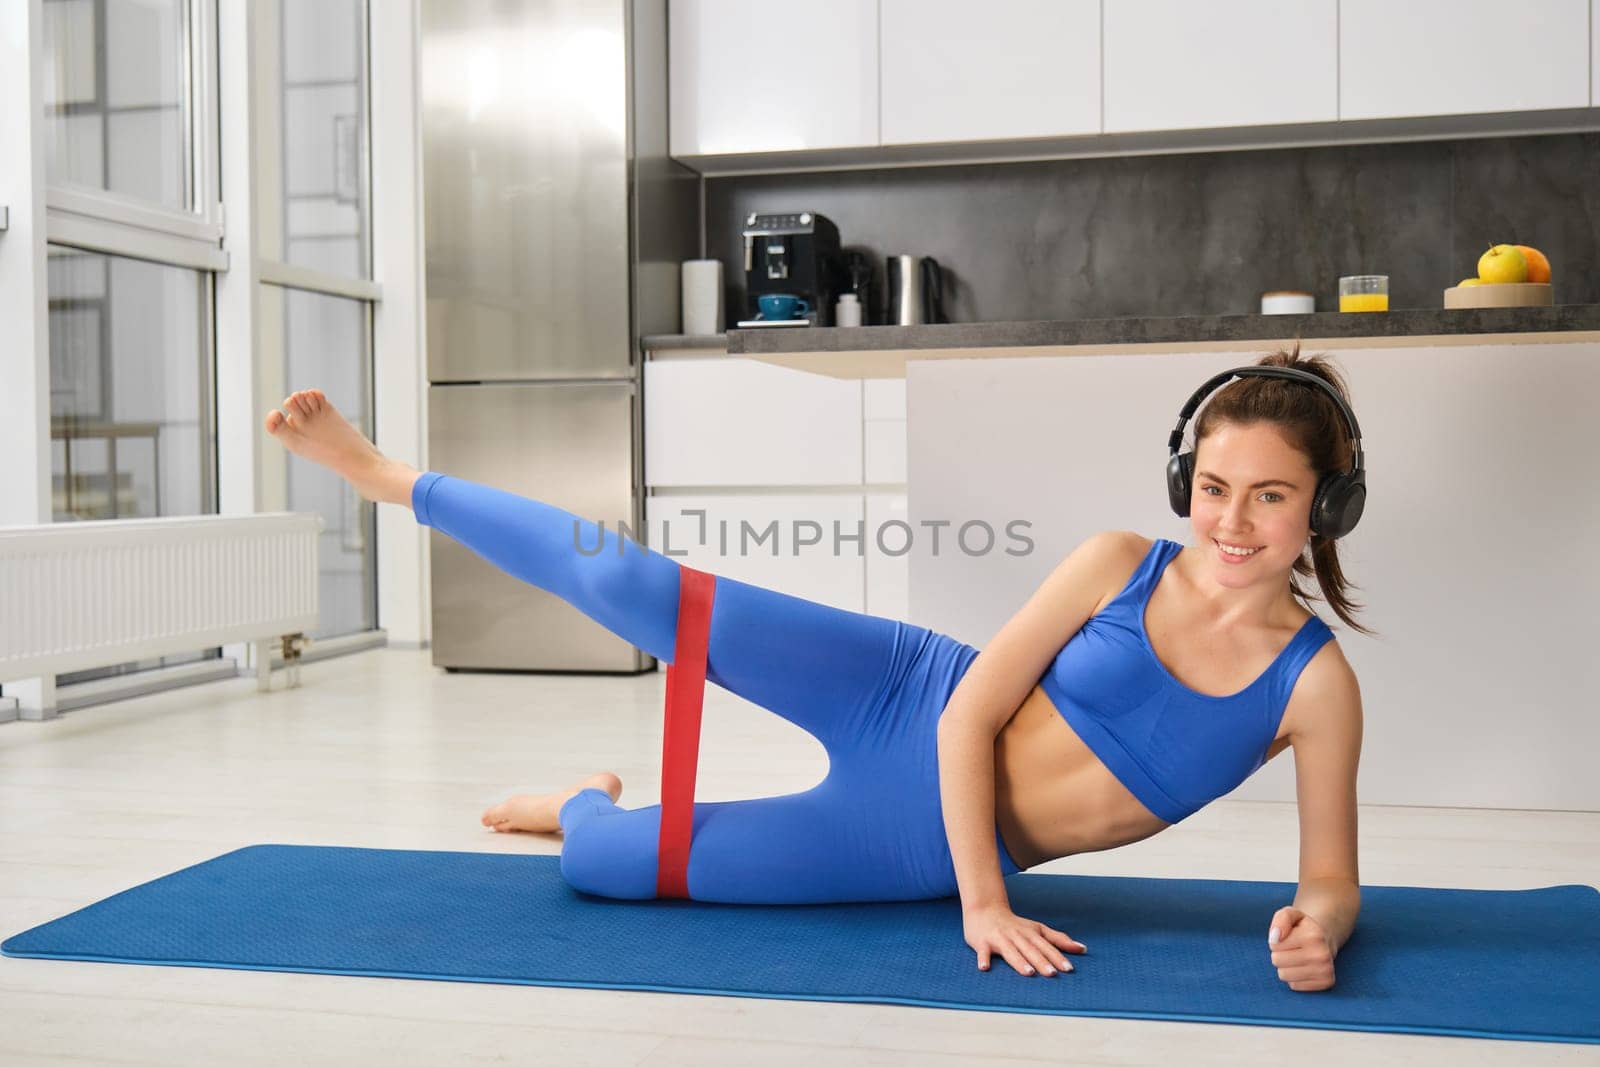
[681,259,723,335]
[835,293,862,327]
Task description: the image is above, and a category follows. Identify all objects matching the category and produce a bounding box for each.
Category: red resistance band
[656,566,715,899]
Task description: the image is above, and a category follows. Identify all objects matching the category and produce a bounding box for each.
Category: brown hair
[1192,344,1376,637]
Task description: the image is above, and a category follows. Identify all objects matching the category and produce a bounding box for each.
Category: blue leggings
[412,472,1023,905]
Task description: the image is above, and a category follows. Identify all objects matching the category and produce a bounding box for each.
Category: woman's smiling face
[1190,422,1318,583]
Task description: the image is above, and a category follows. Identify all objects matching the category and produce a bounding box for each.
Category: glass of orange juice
[1339,275,1389,312]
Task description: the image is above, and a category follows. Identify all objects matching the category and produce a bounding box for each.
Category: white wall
[0,0,51,530]
[370,0,429,646]
[907,344,1600,812]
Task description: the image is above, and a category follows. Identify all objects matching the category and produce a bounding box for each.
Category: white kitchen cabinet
[865,491,910,622]
[644,358,862,487]
[668,0,878,156]
[1340,0,1589,120]
[880,0,1099,145]
[1104,0,1336,133]
[864,419,906,485]
[646,493,867,613]
[1592,0,1599,105]
[864,378,906,421]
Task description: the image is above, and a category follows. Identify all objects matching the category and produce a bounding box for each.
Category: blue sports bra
[1039,538,1334,824]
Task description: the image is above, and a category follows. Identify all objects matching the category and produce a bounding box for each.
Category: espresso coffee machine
[739,211,845,326]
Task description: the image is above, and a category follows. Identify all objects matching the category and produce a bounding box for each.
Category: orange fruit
[1515,245,1551,284]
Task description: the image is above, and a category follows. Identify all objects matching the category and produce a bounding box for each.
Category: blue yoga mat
[5,845,1597,1044]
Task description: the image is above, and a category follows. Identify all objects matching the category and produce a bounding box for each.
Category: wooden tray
[1443,282,1553,309]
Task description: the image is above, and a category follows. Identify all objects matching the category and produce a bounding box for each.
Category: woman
[264,348,1366,993]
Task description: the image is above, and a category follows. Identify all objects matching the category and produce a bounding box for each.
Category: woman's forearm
[937,715,1010,914]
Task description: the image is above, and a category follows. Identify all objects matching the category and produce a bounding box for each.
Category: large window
[42,0,221,528]
[40,0,223,688]
[260,0,377,639]
[17,0,380,702]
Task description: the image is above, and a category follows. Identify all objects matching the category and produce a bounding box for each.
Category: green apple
[1478,245,1528,284]
[1458,278,1486,287]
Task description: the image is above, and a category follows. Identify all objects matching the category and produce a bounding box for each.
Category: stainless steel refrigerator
[420,0,695,672]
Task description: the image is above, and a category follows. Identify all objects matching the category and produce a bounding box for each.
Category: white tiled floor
[2,648,1595,1066]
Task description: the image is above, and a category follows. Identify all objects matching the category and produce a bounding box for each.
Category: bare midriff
[991,684,1171,869]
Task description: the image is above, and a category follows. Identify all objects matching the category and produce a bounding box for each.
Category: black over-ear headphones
[1165,365,1367,540]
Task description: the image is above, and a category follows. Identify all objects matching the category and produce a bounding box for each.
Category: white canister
[834,293,862,327]
[681,259,723,335]
[1260,290,1315,315]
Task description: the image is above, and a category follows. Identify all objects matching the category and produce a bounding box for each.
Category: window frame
[43,0,226,271]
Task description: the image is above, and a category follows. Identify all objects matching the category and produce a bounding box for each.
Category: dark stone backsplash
[704,132,1600,324]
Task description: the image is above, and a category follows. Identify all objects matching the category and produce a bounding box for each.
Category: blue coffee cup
[757,293,811,320]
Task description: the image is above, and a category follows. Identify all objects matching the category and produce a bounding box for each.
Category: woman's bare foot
[263,389,419,507]
[481,772,623,834]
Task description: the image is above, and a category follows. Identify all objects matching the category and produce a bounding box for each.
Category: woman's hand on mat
[963,904,1084,977]
[1268,906,1336,992]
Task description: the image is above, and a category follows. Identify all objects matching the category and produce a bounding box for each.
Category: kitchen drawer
[646,493,866,614]
[644,359,863,487]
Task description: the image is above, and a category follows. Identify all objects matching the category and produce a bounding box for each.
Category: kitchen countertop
[728,304,1600,379]
[640,333,728,352]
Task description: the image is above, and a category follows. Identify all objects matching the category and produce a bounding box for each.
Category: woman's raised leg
[265,390,999,902]
[264,389,930,746]
[410,473,924,749]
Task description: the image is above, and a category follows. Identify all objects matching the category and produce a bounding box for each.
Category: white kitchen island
[730,313,1600,814]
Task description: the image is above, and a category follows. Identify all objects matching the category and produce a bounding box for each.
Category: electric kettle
[886,255,946,325]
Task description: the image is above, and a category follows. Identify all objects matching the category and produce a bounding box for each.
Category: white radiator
[0,513,322,693]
